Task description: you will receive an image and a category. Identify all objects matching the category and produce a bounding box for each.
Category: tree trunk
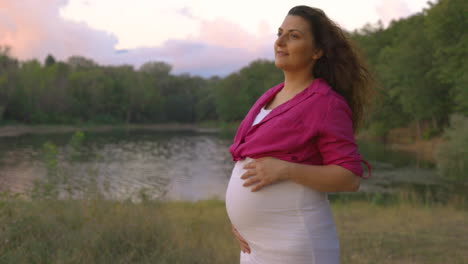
[126,108,131,124]
[416,120,422,139]
[432,116,438,130]
[0,104,5,122]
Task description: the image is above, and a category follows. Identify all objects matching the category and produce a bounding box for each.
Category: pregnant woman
[225,5,374,264]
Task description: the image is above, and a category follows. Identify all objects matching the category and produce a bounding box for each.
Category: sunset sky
[0,0,430,77]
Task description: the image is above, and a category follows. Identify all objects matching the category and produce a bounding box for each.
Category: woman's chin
[274,61,288,70]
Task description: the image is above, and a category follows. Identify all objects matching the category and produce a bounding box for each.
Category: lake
[0,128,452,202]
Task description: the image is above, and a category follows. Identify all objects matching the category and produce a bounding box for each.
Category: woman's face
[274,15,322,73]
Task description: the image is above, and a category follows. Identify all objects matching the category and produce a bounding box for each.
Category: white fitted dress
[225,106,340,264]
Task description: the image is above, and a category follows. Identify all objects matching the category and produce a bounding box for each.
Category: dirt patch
[357,126,442,163]
[390,137,442,163]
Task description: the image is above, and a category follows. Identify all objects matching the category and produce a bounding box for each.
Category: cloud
[375,0,412,26]
[0,0,118,62]
[0,0,274,77]
[177,6,197,20]
[192,18,272,53]
[105,38,273,77]
[97,16,275,77]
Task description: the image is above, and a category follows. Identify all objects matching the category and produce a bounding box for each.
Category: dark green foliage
[350,0,466,138]
[0,46,19,123]
[425,0,468,115]
[45,54,56,67]
[214,60,282,122]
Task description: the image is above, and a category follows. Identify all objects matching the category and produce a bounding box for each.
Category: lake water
[0,128,448,202]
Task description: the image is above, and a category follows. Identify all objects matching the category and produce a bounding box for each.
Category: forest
[0,0,466,177]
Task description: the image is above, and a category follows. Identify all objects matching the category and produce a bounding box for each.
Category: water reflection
[0,129,449,202]
[0,131,234,202]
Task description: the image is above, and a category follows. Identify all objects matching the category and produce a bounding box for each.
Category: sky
[0,0,431,77]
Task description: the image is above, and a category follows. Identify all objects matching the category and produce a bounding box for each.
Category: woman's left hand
[241,157,291,192]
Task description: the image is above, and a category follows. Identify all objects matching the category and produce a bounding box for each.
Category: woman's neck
[282,69,315,94]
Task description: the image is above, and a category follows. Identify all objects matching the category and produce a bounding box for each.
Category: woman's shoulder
[300,80,351,124]
[315,80,351,112]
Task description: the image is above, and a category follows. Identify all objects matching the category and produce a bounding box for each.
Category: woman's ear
[312,49,324,60]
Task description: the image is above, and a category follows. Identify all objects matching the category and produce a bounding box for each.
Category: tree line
[0,0,466,140]
[351,0,466,139]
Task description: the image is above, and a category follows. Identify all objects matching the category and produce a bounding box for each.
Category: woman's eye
[290,33,299,39]
[276,32,282,37]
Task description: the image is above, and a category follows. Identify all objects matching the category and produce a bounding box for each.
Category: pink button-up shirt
[229,78,371,178]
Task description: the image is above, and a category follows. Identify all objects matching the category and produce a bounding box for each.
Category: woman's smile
[275,50,289,57]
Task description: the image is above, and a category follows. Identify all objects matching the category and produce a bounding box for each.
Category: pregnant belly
[226,158,298,229]
[225,158,330,236]
[225,158,340,262]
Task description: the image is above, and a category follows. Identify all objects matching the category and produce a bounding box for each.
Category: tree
[0,46,19,122]
[67,55,97,69]
[45,54,56,67]
[139,61,172,78]
[425,0,468,115]
[214,59,282,122]
[391,15,448,132]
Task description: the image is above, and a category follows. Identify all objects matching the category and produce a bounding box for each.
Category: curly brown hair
[288,6,375,132]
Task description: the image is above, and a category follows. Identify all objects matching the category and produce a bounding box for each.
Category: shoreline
[0,123,220,137]
[1,123,439,163]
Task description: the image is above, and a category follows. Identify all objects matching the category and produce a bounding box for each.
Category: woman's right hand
[232,224,251,254]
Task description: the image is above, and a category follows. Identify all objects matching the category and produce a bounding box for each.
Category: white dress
[225,106,340,264]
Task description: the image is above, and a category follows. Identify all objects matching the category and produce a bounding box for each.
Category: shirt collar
[232,78,332,149]
[272,78,331,97]
[247,78,331,130]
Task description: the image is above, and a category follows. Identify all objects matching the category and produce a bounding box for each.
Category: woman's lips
[276,51,289,56]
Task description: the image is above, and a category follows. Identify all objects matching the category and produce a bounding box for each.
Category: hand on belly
[225,158,303,232]
[240,157,291,192]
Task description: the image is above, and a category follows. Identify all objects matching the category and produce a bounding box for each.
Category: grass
[0,193,466,264]
[0,196,237,264]
[334,201,467,264]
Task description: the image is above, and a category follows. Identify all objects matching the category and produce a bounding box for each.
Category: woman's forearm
[285,163,360,192]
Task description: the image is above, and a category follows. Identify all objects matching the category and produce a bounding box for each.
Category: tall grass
[1,192,467,264]
[334,199,467,264]
[0,195,238,264]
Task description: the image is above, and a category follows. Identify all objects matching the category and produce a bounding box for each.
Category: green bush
[435,114,468,180]
[67,131,86,161]
[32,141,60,199]
[366,121,389,139]
[32,131,100,199]
[422,127,440,140]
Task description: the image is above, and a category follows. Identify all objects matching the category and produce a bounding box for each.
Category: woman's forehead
[279,15,311,33]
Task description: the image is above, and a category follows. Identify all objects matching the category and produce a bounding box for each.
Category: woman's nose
[276,35,286,47]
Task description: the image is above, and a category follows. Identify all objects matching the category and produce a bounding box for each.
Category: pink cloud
[106,40,271,77]
[0,0,118,62]
[376,0,412,26]
[0,0,275,77]
[192,18,272,53]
